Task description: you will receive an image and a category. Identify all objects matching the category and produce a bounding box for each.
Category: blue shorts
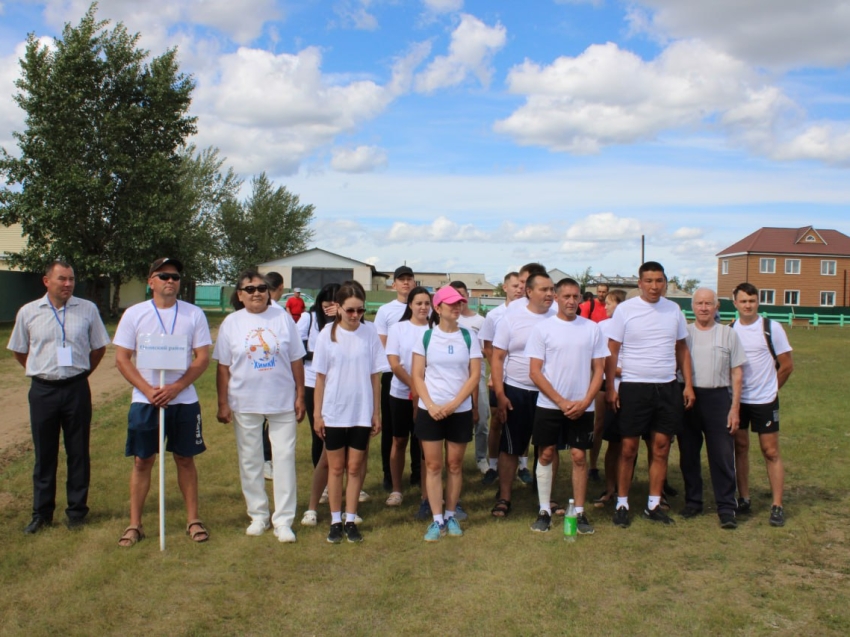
[125,402,205,459]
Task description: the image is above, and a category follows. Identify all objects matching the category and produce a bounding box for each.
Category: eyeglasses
[153,273,181,282]
[239,285,269,294]
[343,307,366,315]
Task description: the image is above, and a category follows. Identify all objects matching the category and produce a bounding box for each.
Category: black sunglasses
[153,272,181,282]
[239,285,269,294]
[343,307,366,315]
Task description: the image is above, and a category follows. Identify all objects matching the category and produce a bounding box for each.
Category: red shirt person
[286,288,307,323]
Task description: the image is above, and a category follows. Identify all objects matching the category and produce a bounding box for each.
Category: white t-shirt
[412,325,483,412]
[525,315,609,411]
[113,300,212,404]
[493,306,553,391]
[506,296,557,318]
[311,322,389,427]
[297,311,321,388]
[374,299,407,338]
[600,319,621,391]
[733,317,792,404]
[213,306,305,413]
[478,303,506,343]
[385,320,429,399]
[458,312,486,379]
[606,296,688,383]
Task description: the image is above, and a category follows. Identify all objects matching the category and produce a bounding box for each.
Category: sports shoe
[275,526,296,543]
[663,480,678,497]
[246,520,269,536]
[576,512,594,535]
[643,505,675,525]
[531,511,552,533]
[319,486,329,504]
[454,503,468,521]
[263,461,273,481]
[415,499,432,521]
[613,506,631,528]
[327,522,344,544]
[344,512,363,524]
[385,491,403,506]
[481,468,498,485]
[719,513,738,529]
[344,522,363,543]
[679,505,703,520]
[588,468,601,483]
[477,458,490,474]
[300,510,318,526]
[358,490,371,503]
[737,497,751,514]
[517,468,533,484]
[446,516,463,537]
[424,521,446,542]
[769,505,785,527]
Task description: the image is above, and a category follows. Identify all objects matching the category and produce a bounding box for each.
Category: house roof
[259,247,386,276]
[717,226,850,257]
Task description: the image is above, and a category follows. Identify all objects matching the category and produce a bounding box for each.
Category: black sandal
[491,499,511,518]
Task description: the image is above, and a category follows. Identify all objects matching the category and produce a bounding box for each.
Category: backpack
[731,318,779,370]
[422,327,472,355]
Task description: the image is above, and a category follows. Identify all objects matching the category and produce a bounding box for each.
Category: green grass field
[1,326,848,636]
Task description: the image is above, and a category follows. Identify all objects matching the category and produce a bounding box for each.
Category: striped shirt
[7,294,110,381]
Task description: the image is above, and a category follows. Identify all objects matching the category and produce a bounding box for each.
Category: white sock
[519,456,528,470]
[575,506,584,515]
[433,514,445,526]
[536,462,553,512]
[445,510,455,519]
[489,458,498,470]
[648,496,661,510]
[617,497,629,510]
[345,512,357,523]
[331,511,342,524]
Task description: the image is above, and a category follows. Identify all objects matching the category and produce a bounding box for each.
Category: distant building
[716,225,850,307]
[258,248,388,292]
[396,271,496,297]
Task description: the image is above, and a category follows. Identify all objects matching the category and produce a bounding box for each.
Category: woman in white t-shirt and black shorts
[411,286,482,542]
[312,284,387,544]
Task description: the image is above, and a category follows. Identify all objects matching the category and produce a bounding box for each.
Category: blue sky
[2,0,850,288]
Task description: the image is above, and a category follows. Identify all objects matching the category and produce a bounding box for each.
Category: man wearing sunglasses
[113,257,213,547]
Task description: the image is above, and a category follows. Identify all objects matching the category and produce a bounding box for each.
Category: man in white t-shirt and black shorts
[606,262,695,528]
[374,265,416,491]
[731,282,794,527]
[526,278,607,533]
[490,273,554,517]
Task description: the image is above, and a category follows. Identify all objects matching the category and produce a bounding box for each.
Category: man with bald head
[677,288,747,529]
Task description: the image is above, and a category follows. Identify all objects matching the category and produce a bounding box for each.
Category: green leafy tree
[493,282,506,297]
[572,266,594,293]
[0,4,196,314]
[218,172,315,282]
[669,275,701,294]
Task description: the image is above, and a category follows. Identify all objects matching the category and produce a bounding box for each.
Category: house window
[821,291,836,307]
[759,258,776,274]
[784,290,800,306]
[759,289,775,305]
[806,235,816,242]
[721,260,729,275]
[784,259,800,274]
[821,260,836,276]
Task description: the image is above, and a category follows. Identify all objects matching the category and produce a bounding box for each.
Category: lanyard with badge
[151,299,178,335]
[49,301,73,367]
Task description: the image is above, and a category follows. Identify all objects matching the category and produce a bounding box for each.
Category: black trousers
[380,372,393,480]
[29,375,92,521]
[304,386,323,467]
[678,386,737,516]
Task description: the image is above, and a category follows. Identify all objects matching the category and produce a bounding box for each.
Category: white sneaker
[385,491,403,506]
[263,461,273,480]
[275,526,296,543]
[477,458,489,474]
[358,490,371,503]
[344,512,363,524]
[319,486,329,504]
[246,520,269,536]
[301,510,318,526]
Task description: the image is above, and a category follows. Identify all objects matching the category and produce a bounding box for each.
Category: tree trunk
[110,275,122,318]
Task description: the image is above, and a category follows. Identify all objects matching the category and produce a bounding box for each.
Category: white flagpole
[159,369,166,551]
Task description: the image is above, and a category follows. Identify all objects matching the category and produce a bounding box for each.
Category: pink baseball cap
[433,286,467,307]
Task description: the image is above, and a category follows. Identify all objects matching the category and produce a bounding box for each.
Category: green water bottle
[564,498,577,542]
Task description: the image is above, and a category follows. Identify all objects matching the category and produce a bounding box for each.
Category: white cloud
[565,212,645,241]
[628,0,850,69]
[414,13,506,93]
[673,227,704,240]
[333,0,379,31]
[387,215,490,242]
[0,38,54,155]
[331,145,388,172]
[495,39,850,164]
[422,0,464,13]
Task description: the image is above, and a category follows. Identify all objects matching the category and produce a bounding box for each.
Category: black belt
[32,371,89,387]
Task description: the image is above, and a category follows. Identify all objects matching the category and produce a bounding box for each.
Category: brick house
[716,226,850,307]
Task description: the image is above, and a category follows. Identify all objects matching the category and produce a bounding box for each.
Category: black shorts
[617,380,683,438]
[739,399,780,434]
[602,408,621,443]
[125,402,205,459]
[389,396,414,438]
[415,409,473,444]
[324,426,371,452]
[500,384,538,455]
[489,388,497,408]
[533,408,594,450]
